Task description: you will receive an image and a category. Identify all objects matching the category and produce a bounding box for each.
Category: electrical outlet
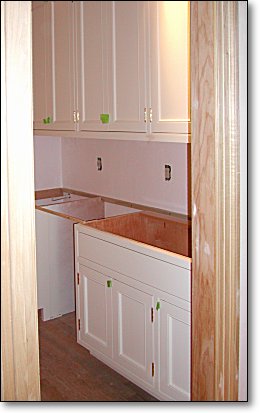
[165,164,171,181]
[97,157,102,171]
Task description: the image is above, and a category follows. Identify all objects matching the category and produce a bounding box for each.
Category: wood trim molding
[1,1,41,401]
[191,1,240,401]
[214,1,240,401]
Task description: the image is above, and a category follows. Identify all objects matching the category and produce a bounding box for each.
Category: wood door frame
[1,1,40,400]
[1,0,243,402]
[191,1,241,400]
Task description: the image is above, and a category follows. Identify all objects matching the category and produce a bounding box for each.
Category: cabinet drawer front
[77,231,190,302]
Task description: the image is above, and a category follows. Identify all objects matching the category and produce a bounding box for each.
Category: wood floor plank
[38,312,158,402]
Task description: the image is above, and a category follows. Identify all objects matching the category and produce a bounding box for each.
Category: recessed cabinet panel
[106,1,147,132]
[149,1,190,134]
[113,280,154,385]
[32,1,51,128]
[78,265,113,357]
[159,300,190,400]
[32,1,76,131]
[76,1,108,131]
[49,1,75,130]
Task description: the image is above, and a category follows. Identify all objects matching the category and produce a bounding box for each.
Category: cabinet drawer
[77,231,190,302]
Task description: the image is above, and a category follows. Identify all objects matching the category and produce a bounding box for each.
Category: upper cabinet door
[106,1,147,132]
[76,1,109,132]
[149,1,190,134]
[32,1,51,129]
[32,1,76,131]
[48,1,76,130]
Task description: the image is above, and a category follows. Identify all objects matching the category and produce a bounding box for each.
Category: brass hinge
[149,107,152,123]
[78,319,81,330]
[144,107,147,123]
[77,272,80,285]
[152,362,155,377]
[73,111,80,123]
[151,307,154,323]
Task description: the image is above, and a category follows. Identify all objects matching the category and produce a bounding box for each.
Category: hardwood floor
[38,311,158,402]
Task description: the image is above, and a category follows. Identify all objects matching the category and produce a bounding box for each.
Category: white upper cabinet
[149,1,190,134]
[32,1,50,129]
[32,1,76,131]
[76,1,147,133]
[32,1,190,140]
[106,1,147,132]
[75,1,108,131]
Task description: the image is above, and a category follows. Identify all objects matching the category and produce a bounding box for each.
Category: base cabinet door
[159,300,191,401]
[78,265,113,358]
[113,280,154,386]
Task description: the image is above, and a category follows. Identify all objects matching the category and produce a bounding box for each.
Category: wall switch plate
[165,164,171,181]
[97,157,102,171]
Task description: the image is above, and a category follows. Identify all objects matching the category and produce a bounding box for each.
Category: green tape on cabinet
[156,301,160,311]
[107,280,112,288]
[100,113,109,124]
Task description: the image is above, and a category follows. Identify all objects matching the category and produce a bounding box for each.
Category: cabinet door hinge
[151,307,154,323]
[144,107,147,123]
[149,108,152,123]
[152,362,155,377]
[77,272,80,285]
[78,319,81,330]
[73,110,77,123]
[76,110,80,122]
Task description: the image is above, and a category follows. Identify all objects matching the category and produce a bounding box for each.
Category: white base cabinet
[78,266,113,358]
[75,223,191,401]
[159,300,190,401]
[113,280,154,386]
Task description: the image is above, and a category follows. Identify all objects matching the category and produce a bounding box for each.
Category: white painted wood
[76,257,191,313]
[78,265,113,358]
[76,1,108,132]
[34,129,191,142]
[33,1,190,140]
[149,1,190,134]
[159,300,190,400]
[106,1,147,132]
[77,225,191,270]
[74,223,191,400]
[35,210,50,312]
[113,280,154,385]
[32,1,76,131]
[35,210,75,320]
[32,2,49,128]
[77,229,191,301]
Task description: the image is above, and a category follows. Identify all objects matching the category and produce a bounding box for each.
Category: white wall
[34,136,62,190]
[61,138,190,215]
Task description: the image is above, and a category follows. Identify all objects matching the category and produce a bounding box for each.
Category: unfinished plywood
[35,187,64,200]
[37,197,105,223]
[87,212,191,257]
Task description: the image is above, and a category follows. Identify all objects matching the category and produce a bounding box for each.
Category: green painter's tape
[43,116,52,124]
[100,113,109,124]
[107,280,112,288]
[156,302,160,311]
